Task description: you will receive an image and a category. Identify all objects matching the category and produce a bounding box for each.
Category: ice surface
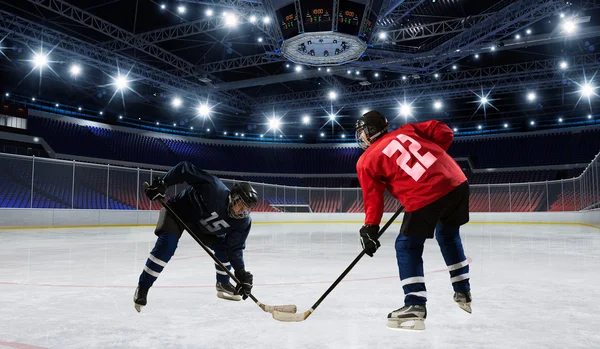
[1,223,600,349]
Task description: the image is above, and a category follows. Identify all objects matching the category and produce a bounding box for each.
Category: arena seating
[27,116,600,175]
[1,115,596,212]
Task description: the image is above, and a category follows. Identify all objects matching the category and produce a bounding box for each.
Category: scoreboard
[303,0,333,32]
[274,0,384,40]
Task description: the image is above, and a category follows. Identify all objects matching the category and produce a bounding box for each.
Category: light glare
[433,101,442,110]
[206,9,213,16]
[114,75,129,90]
[33,53,49,69]
[197,104,210,117]
[527,92,536,102]
[581,83,595,97]
[70,64,82,76]
[302,115,310,124]
[225,13,238,27]
[399,103,412,117]
[172,97,182,108]
[328,91,338,100]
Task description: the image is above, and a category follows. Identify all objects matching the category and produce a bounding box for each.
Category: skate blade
[386,319,426,331]
[217,291,242,301]
[134,303,144,313]
[458,303,472,314]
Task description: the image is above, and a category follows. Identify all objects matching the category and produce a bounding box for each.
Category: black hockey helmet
[355,110,389,150]
[228,182,259,219]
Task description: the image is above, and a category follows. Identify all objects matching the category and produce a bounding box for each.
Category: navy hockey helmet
[228,182,259,219]
[355,110,389,150]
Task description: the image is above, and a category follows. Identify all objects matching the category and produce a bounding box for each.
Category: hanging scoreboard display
[337,0,365,36]
[276,3,299,39]
[302,0,333,32]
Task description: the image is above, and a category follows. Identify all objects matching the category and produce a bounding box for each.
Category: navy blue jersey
[162,161,251,272]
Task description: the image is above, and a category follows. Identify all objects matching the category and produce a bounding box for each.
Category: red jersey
[356,120,467,225]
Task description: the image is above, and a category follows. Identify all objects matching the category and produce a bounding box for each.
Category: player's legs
[210,239,232,284]
[435,224,471,313]
[210,238,241,301]
[135,208,183,312]
[435,224,470,292]
[395,234,428,305]
[138,232,179,288]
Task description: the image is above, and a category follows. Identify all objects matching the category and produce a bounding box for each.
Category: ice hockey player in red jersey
[355,111,472,331]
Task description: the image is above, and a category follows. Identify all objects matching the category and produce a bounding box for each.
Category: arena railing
[0,150,598,213]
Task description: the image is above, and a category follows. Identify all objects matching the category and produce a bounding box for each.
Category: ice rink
[1,222,600,349]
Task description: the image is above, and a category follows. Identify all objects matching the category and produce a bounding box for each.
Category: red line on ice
[0,256,472,289]
[0,340,48,349]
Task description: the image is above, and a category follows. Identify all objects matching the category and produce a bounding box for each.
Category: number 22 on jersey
[382,135,438,182]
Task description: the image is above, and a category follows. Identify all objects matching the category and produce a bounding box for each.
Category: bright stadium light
[177,6,186,14]
[558,118,563,123]
[328,91,338,100]
[580,83,595,98]
[70,64,82,76]
[268,117,281,131]
[249,15,257,23]
[433,100,442,110]
[263,16,271,24]
[453,127,458,132]
[480,96,488,105]
[224,13,238,27]
[378,32,386,39]
[399,103,412,117]
[172,97,182,108]
[257,37,263,43]
[504,123,509,128]
[160,4,166,10]
[295,65,302,72]
[588,114,593,119]
[320,132,325,137]
[33,52,49,69]
[55,103,59,107]
[527,92,537,102]
[478,125,482,130]
[302,115,310,124]
[562,19,576,34]
[206,9,214,16]
[560,61,568,70]
[197,103,210,117]
[114,75,129,90]
[329,114,336,120]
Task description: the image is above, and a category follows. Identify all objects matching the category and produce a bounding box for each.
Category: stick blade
[263,304,297,313]
[272,309,312,322]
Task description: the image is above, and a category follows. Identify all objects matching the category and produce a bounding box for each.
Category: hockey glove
[360,225,381,257]
[145,177,167,201]
[234,270,253,300]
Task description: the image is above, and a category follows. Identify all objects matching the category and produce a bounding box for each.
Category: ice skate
[386,304,427,331]
[454,291,472,313]
[216,282,242,301]
[134,286,149,313]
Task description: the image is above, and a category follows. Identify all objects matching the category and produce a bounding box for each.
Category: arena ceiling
[1,0,600,143]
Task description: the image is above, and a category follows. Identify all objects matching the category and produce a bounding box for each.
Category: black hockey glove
[234,270,253,300]
[145,177,166,201]
[360,225,381,257]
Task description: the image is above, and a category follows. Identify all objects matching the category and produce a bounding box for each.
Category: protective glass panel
[529,183,548,212]
[73,163,108,209]
[137,169,152,210]
[107,166,138,210]
[469,184,489,212]
[0,154,33,208]
[262,184,278,212]
[547,181,565,212]
[489,184,510,212]
[33,158,72,209]
[508,183,530,212]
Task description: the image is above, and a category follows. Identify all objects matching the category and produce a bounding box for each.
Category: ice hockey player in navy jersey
[355,111,471,331]
[133,161,258,312]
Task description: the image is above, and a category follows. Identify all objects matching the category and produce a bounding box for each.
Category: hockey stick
[143,182,297,314]
[272,206,403,322]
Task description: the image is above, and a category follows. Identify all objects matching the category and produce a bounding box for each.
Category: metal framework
[363,0,565,72]
[99,17,228,52]
[293,0,305,34]
[378,0,426,28]
[386,13,496,43]
[24,0,254,105]
[0,10,247,113]
[358,0,373,37]
[197,53,286,73]
[251,53,600,112]
[332,0,341,32]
